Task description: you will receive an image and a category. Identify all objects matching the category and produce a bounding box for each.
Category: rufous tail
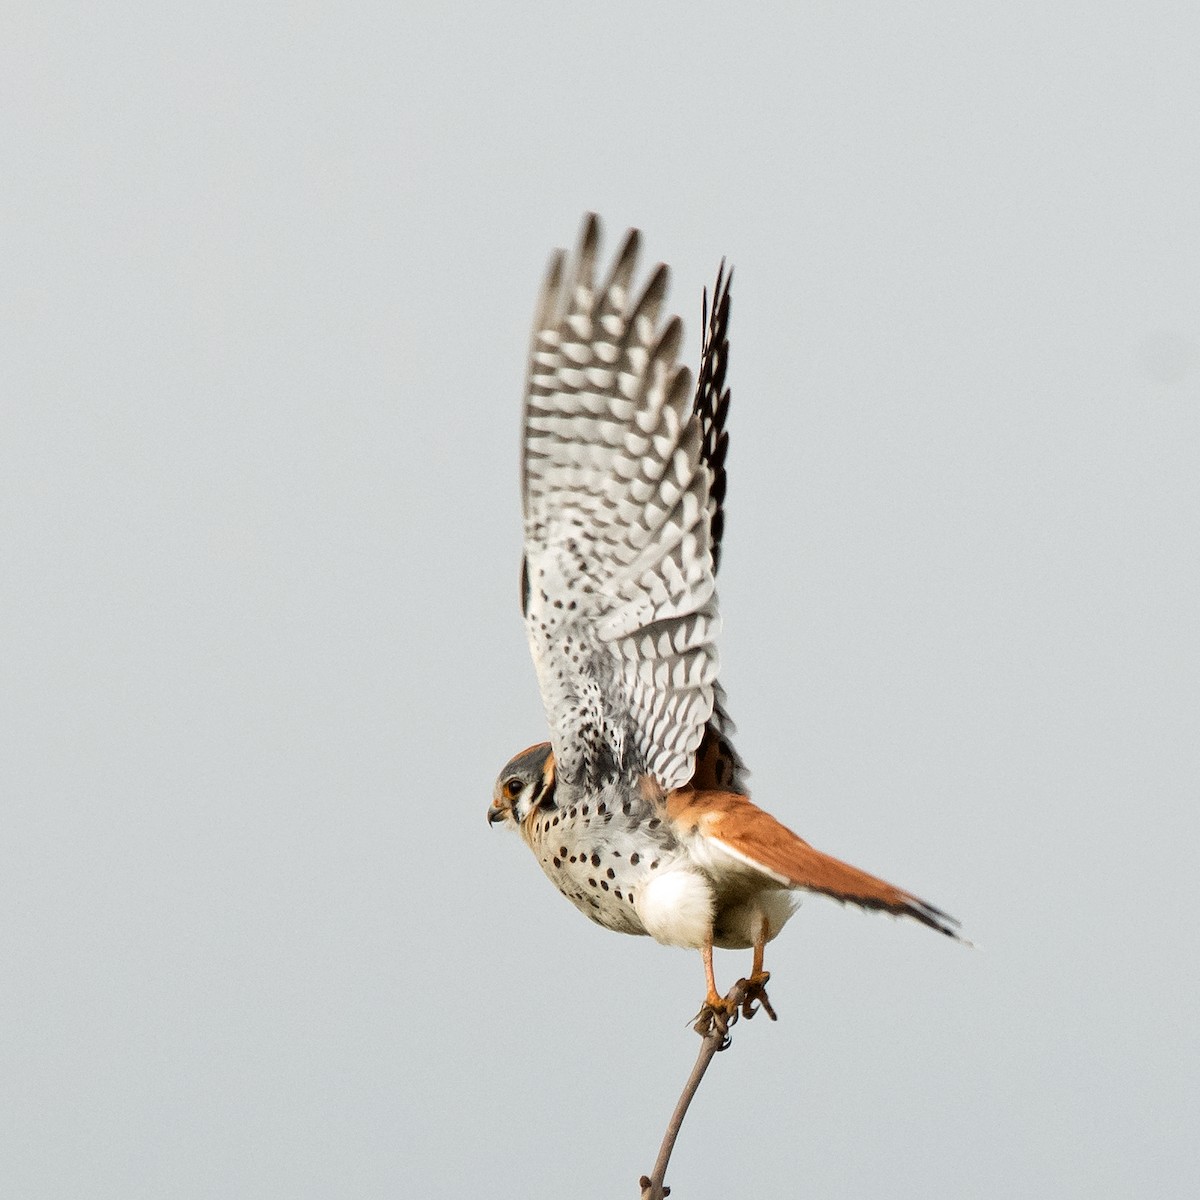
[668,787,966,941]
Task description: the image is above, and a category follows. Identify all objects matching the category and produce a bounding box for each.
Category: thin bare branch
[639,977,768,1200]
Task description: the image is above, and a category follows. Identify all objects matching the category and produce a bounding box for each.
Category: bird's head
[489,742,556,829]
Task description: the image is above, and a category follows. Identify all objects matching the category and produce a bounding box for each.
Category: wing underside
[520,215,726,792]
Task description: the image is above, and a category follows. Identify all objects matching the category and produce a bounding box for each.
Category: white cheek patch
[634,869,715,949]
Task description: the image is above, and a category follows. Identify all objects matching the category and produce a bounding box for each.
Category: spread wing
[520,214,722,792]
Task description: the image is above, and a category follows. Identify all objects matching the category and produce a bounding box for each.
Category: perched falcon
[489,215,962,1023]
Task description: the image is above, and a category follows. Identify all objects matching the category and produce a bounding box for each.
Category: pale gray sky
[3,4,1198,1198]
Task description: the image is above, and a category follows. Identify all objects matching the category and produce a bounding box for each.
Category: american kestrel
[489,215,962,1025]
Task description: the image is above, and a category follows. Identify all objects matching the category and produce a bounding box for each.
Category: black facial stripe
[529,773,557,812]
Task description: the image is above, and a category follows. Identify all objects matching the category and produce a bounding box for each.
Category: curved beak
[487,802,509,827]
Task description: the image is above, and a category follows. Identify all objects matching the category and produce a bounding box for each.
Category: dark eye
[505,778,523,798]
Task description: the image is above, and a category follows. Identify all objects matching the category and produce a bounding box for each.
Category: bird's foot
[738,970,776,1022]
[691,989,739,1041]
